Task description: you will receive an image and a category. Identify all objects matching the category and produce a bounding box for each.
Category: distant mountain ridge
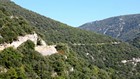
[79,14,140,41]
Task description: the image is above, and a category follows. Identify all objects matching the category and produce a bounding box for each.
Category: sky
[12,0,140,27]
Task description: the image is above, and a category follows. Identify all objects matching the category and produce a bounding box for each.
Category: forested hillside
[0,3,111,78]
[127,35,140,49]
[0,0,140,79]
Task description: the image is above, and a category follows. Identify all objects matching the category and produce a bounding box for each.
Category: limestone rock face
[0,33,57,56]
[35,45,57,56]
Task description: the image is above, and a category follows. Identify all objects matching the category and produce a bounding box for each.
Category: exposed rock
[121,58,140,65]
[64,55,67,59]
[0,66,7,73]
[51,72,57,77]
[35,45,57,56]
[70,67,74,72]
[86,53,89,56]
[121,60,127,63]
[11,33,38,48]
[0,33,57,56]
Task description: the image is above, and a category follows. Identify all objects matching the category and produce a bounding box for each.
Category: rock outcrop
[0,33,57,56]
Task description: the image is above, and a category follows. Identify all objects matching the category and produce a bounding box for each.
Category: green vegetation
[0,6,34,43]
[0,40,116,79]
[0,0,116,44]
[128,36,140,49]
[0,0,140,79]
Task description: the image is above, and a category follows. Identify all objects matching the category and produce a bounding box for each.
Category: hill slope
[1,0,115,44]
[0,0,140,79]
[0,2,103,78]
[79,14,140,41]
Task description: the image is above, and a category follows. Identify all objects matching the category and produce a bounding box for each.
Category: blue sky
[12,0,140,27]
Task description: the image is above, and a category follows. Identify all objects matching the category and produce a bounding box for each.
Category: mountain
[79,14,140,41]
[0,0,140,79]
